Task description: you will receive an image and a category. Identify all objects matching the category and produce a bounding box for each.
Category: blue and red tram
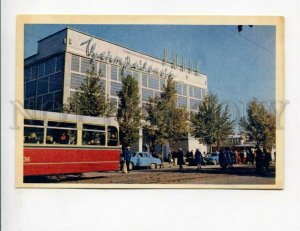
[23,110,120,176]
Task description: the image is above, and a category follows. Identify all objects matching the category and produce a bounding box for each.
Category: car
[204,152,219,165]
[121,152,162,170]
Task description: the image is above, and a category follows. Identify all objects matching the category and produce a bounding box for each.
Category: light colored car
[204,152,219,165]
[127,152,162,170]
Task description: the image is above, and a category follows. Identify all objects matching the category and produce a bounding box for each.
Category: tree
[144,77,189,152]
[117,75,142,148]
[191,94,234,151]
[239,99,275,149]
[64,62,114,117]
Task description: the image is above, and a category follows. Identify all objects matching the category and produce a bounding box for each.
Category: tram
[23,109,120,176]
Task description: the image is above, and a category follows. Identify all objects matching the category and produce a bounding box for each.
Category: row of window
[25,55,64,82]
[189,85,206,100]
[71,55,106,77]
[141,88,161,102]
[24,119,118,146]
[25,91,63,112]
[70,55,206,100]
[25,72,63,99]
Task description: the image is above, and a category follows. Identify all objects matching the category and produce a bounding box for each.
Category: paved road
[43,164,275,185]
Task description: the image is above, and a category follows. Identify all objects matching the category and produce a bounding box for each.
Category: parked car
[204,152,219,165]
[121,152,162,170]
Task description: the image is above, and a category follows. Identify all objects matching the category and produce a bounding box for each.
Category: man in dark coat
[124,147,131,172]
[177,148,185,171]
[195,149,202,171]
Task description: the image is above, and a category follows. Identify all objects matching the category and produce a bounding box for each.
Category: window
[108,126,118,146]
[82,124,106,146]
[111,66,118,81]
[31,65,38,80]
[71,73,85,89]
[24,119,44,144]
[159,79,165,90]
[124,69,132,78]
[37,76,49,95]
[42,93,54,111]
[71,55,80,72]
[132,71,139,82]
[24,127,44,144]
[194,87,202,99]
[142,74,147,87]
[99,62,106,78]
[49,73,62,92]
[56,54,64,72]
[38,63,45,77]
[46,121,77,144]
[36,96,43,110]
[110,82,122,96]
[99,79,106,91]
[142,88,153,101]
[190,99,200,111]
[45,57,56,75]
[182,84,187,96]
[177,96,187,108]
[154,91,161,98]
[176,82,182,95]
[24,119,44,126]
[148,75,159,90]
[110,97,118,111]
[25,81,36,98]
[189,85,194,97]
[24,67,31,82]
[81,57,92,74]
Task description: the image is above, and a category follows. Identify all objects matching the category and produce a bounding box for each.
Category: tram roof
[24,109,118,126]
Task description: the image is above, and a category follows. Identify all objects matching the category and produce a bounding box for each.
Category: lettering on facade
[80,37,201,80]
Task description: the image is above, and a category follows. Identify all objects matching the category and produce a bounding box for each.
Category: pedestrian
[173,150,178,166]
[263,148,271,176]
[225,147,233,168]
[195,148,202,171]
[256,148,263,174]
[234,150,239,164]
[123,146,131,173]
[219,149,227,169]
[240,151,244,164]
[177,148,184,171]
[168,151,173,163]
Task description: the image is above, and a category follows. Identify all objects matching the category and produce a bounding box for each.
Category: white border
[2,1,300,231]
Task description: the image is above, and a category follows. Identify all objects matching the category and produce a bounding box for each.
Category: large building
[24,27,208,154]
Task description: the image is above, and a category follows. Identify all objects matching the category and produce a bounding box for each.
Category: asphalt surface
[24,164,275,185]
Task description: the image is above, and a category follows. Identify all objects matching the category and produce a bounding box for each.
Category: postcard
[15,15,284,189]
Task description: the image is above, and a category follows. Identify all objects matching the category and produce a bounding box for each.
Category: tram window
[48,121,76,128]
[46,128,77,145]
[107,126,118,146]
[82,124,105,146]
[82,131,106,145]
[24,119,44,126]
[24,127,44,144]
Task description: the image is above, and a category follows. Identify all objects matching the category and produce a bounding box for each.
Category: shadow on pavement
[157,164,275,178]
[23,175,109,183]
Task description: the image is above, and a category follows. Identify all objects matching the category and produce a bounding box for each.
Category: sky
[24,24,276,131]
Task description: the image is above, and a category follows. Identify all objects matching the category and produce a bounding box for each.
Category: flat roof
[35,27,207,76]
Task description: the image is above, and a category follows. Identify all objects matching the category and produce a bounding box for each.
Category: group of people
[234,149,255,165]
[169,148,204,171]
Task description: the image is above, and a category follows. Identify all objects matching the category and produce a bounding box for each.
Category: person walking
[123,146,131,173]
[173,150,178,166]
[195,148,202,171]
[256,148,263,174]
[177,148,184,171]
[225,147,233,168]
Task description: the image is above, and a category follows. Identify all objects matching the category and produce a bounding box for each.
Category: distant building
[24,27,208,155]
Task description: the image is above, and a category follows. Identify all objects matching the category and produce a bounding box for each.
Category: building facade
[24,28,208,154]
